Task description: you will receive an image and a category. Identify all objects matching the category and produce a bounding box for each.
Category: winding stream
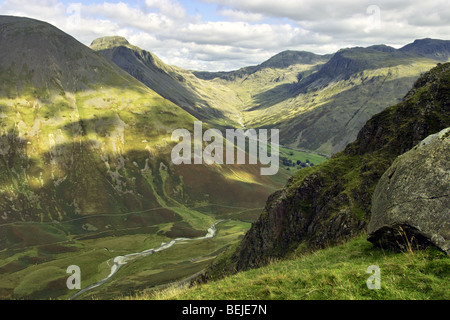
[69,220,223,300]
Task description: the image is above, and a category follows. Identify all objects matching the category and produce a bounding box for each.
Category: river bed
[69,220,223,300]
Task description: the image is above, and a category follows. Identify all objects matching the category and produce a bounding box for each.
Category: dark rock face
[232,170,366,271]
[368,128,450,255]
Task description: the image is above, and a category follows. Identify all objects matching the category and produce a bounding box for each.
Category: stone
[367,128,450,255]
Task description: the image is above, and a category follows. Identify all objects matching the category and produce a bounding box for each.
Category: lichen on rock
[368,127,450,255]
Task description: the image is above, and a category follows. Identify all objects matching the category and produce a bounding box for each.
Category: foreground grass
[131,236,449,300]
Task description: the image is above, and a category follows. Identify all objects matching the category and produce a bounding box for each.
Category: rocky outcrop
[368,128,450,255]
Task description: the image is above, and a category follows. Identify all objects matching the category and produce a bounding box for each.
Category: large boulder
[368,128,450,255]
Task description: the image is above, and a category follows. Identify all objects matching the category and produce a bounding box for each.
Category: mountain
[191,41,448,156]
[94,36,449,156]
[193,50,330,81]
[1,15,448,300]
[400,38,450,61]
[0,16,283,299]
[90,36,242,128]
[199,62,450,277]
[272,45,447,154]
[232,45,446,155]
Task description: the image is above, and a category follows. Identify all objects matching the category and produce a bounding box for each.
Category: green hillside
[91,36,246,129]
[0,16,284,300]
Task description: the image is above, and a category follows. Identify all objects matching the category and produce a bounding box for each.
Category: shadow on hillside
[248,82,297,111]
[273,75,423,154]
[0,116,279,227]
[59,115,118,138]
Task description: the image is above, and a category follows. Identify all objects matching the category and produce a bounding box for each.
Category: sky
[0,0,449,71]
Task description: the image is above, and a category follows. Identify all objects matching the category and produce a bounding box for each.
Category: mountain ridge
[193,50,331,81]
[399,38,450,61]
[90,34,449,156]
[90,36,239,127]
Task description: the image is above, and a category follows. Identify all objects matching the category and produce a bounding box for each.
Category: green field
[278,145,328,172]
[0,217,252,300]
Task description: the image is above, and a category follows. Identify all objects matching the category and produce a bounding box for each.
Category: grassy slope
[91,37,247,129]
[139,236,450,300]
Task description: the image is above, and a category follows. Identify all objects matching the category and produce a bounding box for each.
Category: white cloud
[0,0,66,22]
[218,8,264,22]
[0,0,448,71]
[145,0,186,19]
[173,21,300,48]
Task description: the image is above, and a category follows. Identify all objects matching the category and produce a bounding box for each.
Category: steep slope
[0,16,179,222]
[0,16,284,299]
[148,236,449,300]
[90,36,244,128]
[201,62,450,276]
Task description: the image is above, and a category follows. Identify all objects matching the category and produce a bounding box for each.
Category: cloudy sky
[1,0,449,70]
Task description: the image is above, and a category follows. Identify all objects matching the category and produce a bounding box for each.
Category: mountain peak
[367,44,397,52]
[90,36,130,50]
[0,15,128,93]
[399,38,450,61]
[257,50,329,70]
